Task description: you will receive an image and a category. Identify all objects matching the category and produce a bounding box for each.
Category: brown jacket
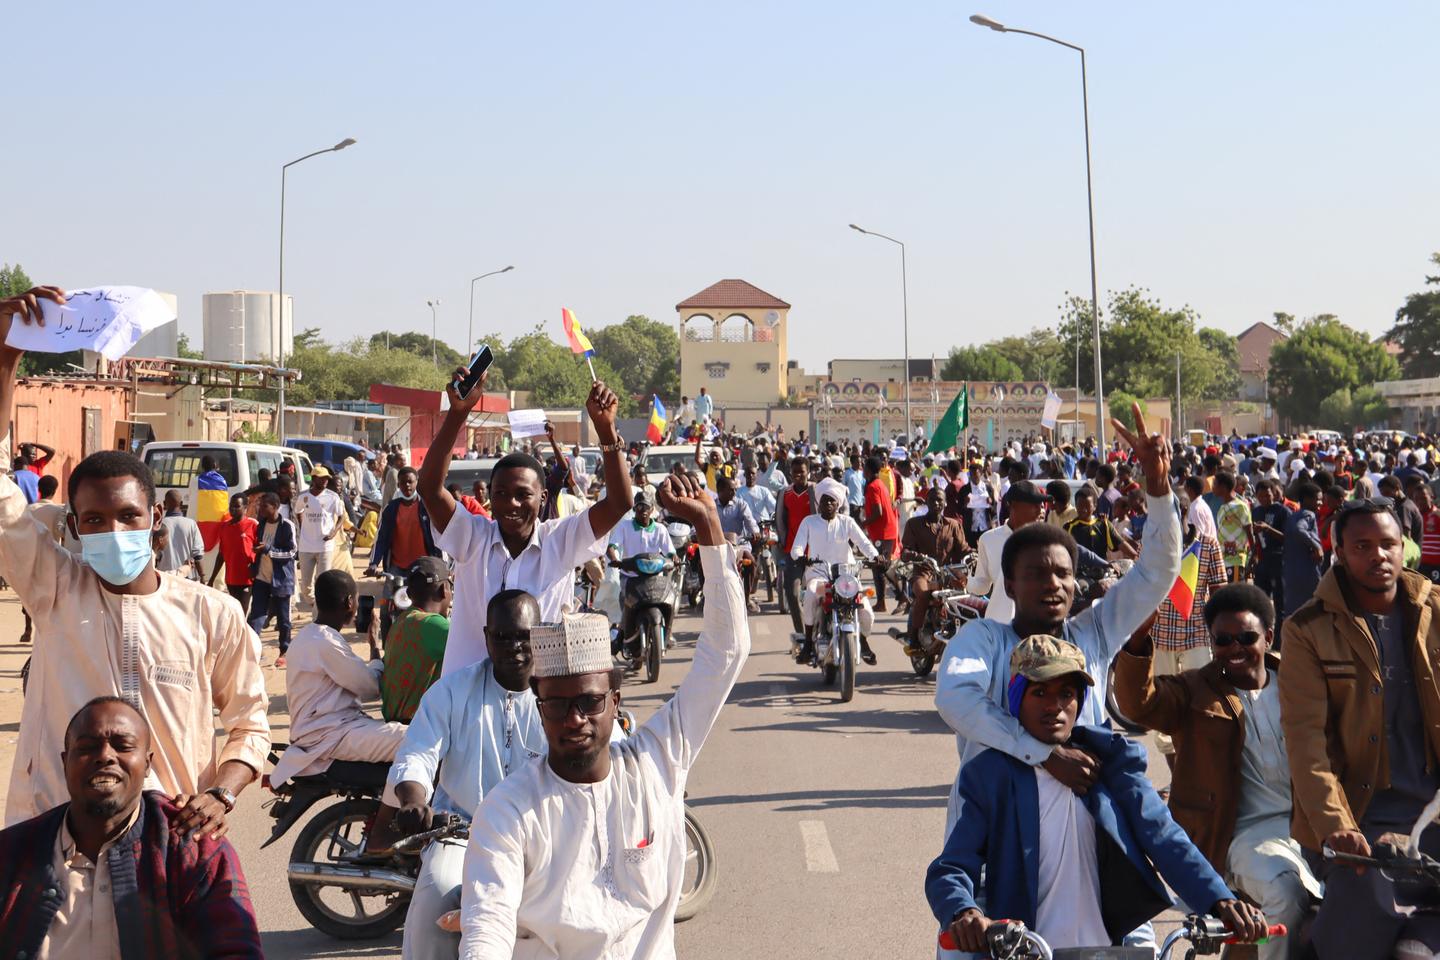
[1113,645,1283,872]
[1279,567,1440,851]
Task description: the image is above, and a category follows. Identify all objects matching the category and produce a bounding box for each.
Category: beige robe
[0,472,269,825]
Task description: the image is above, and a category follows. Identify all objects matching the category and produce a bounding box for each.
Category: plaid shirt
[0,791,262,960]
[1151,536,1226,651]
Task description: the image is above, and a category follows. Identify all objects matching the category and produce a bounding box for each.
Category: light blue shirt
[737,482,776,522]
[842,468,866,507]
[693,392,713,420]
[761,464,789,494]
[933,490,1182,833]
[385,659,545,819]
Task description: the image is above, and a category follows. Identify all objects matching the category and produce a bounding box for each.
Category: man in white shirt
[737,467,777,522]
[459,475,749,960]
[789,477,880,665]
[968,481,1048,624]
[419,372,633,676]
[692,387,713,423]
[271,570,406,785]
[381,589,547,960]
[294,465,346,608]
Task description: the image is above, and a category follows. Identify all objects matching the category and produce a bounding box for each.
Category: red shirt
[1423,510,1440,566]
[390,500,428,570]
[458,494,491,517]
[25,454,49,476]
[782,487,812,553]
[216,515,259,586]
[864,478,899,544]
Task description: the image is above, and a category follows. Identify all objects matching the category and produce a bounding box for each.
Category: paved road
[0,584,1179,959]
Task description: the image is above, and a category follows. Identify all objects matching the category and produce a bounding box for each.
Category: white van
[141,440,315,510]
[642,444,729,479]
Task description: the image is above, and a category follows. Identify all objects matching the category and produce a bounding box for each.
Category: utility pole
[1175,351,1182,439]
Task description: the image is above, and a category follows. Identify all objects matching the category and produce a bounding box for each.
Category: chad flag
[561,308,595,357]
[646,395,667,444]
[195,471,230,551]
[1167,539,1203,619]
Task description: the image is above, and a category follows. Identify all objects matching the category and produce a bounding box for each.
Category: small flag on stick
[1167,539,1203,618]
[561,307,598,380]
[646,395,668,443]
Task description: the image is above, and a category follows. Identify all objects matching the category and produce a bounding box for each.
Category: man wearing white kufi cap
[789,476,880,666]
[459,473,750,960]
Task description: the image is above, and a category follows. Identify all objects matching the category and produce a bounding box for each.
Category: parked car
[445,458,500,492]
[642,444,729,479]
[286,438,371,470]
[142,440,314,512]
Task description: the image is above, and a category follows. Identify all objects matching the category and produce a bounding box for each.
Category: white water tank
[202,291,293,363]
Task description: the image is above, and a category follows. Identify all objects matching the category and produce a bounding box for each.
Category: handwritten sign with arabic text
[5,286,176,361]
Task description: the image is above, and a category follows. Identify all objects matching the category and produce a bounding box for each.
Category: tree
[280,335,451,405]
[1316,387,1354,430]
[1387,252,1440,378]
[1267,315,1400,426]
[1108,391,1147,433]
[1351,385,1392,429]
[940,345,1023,382]
[495,325,631,413]
[370,331,468,372]
[1196,327,1243,400]
[176,332,204,360]
[589,315,680,404]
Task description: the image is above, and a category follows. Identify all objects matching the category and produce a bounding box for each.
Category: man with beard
[459,473,749,960]
[419,368,633,675]
[376,590,547,960]
[0,698,262,958]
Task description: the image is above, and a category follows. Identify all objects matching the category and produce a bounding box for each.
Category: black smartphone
[453,345,494,400]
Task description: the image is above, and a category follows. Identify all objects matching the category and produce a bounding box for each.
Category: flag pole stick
[585,355,597,381]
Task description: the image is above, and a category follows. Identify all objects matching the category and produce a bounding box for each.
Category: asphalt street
[0,582,1179,959]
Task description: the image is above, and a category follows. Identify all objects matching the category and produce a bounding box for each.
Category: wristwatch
[599,436,625,454]
[205,785,237,813]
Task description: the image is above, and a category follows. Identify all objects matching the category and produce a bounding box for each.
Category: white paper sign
[507,408,548,438]
[1041,390,1063,429]
[5,287,176,361]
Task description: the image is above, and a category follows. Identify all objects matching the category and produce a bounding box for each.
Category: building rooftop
[676,279,790,311]
[1235,321,1286,372]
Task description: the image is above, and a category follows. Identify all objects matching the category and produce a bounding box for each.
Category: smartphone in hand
[453,345,494,400]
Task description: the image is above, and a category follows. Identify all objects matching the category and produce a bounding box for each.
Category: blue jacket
[370,497,439,571]
[925,725,1232,947]
[251,516,297,596]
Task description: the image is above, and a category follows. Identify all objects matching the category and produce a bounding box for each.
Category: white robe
[459,545,750,960]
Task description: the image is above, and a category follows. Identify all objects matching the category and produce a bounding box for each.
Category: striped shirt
[1151,536,1226,651]
[1423,510,1440,567]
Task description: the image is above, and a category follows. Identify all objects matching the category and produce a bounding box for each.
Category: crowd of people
[2,283,1440,959]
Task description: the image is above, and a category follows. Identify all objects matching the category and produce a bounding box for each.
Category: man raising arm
[418,369,633,674]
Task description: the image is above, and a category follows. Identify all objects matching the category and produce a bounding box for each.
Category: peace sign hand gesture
[1110,402,1171,497]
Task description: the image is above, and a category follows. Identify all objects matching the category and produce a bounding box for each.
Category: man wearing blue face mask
[0,285,270,833]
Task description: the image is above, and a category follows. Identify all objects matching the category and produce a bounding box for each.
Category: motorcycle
[666,520,703,610]
[941,914,1286,960]
[611,553,678,684]
[358,569,409,642]
[264,736,720,939]
[801,558,872,703]
[887,553,985,679]
[753,518,779,605]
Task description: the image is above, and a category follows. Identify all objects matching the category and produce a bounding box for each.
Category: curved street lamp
[468,265,515,354]
[849,223,911,440]
[969,13,1105,448]
[277,137,357,439]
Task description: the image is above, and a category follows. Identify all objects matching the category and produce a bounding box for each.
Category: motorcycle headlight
[833,573,861,600]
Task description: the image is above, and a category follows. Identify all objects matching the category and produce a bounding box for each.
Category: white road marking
[799,820,839,873]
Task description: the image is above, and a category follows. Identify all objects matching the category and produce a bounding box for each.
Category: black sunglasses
[536,691,615,722]
[1213,630,1262,648]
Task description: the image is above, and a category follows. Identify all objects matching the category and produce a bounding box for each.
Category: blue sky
[8,1,1438,373]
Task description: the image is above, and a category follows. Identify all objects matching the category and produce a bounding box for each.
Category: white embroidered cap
[530,613,613,678]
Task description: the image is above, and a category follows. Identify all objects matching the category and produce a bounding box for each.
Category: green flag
[926,384,968,455]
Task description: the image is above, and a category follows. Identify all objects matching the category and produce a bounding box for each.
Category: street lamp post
[278,137,356,440]
[468,266,515,355]
[970,14,1106,450]
[849,223,911,441]
[426,299,442,368]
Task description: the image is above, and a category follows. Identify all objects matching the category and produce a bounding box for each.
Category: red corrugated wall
[10,380,131,500]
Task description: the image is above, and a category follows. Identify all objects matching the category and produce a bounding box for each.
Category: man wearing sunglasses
[1115,584,1318,959]
[1280,499,1440,960]
[458,472,750,960]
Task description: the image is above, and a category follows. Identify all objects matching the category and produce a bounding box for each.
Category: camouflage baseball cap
[1010,635,1094,686]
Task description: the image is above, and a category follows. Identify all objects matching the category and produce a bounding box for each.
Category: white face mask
[396,490,418,501]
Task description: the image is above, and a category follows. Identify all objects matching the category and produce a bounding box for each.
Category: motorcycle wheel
[839,631,856,703]
[644,617,662,685]
[763,561,775,604]
[910,653,935,678]
[379,606,394,643]
[289,798,409,940]
[675,806,718,922]
[820,631,837,685]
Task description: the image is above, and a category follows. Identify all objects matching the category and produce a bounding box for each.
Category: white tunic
[788,513,878,567]
[459,545,750,960]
